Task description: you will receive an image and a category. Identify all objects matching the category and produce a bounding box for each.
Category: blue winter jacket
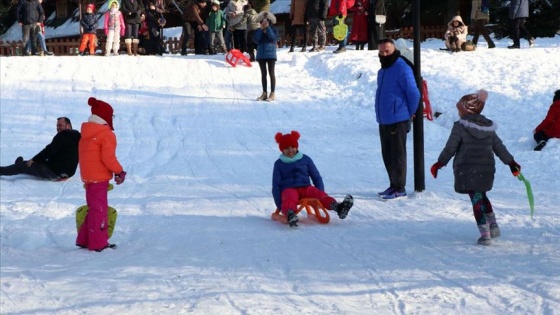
[254,26,278,60]
[272,153,324,209]
[375,57,420,125]
[81,13,99,34]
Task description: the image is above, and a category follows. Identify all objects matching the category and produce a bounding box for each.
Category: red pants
[281,186,336,216]
[76,181,110,251]
[79,34,97,55]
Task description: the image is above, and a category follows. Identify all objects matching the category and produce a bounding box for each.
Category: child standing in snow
[272,131,354,227]
[79,4,99,56]
[104,0,125,56]
[77,97,127,252]
[430,89,521,246]
[206,0,228,55]
[254,11,278,101]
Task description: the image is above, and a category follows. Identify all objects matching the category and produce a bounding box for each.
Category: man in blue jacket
[374,38,420,200]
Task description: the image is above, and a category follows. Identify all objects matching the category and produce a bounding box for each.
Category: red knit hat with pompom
[275,131,300,152]
[457,89,488,116]
[88,97,114,130]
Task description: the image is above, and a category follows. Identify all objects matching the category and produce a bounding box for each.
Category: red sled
[422,79,434,121]
[271,198,330,225]
[225,49,252,68]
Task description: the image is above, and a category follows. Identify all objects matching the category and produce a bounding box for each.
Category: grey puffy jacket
[437,114,514,193]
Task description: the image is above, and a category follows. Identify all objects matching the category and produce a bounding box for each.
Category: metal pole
[412,0,425,192]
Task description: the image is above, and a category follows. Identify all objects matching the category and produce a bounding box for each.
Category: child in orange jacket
[76,97,126,252]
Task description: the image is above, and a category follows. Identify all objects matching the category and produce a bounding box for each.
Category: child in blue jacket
[272,131,354,227]
[79,4,99,55]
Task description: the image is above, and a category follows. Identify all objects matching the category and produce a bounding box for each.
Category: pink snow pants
[76,181,110,251]
[281,186,336,216]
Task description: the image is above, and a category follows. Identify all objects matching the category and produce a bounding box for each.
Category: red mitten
[430,162,443,178]
[508,160,521,176]
[114,171,127,185]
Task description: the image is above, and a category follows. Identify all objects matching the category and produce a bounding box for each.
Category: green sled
[76,205,117,238]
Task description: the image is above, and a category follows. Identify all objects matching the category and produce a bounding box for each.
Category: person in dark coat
[533,90,560,151]
[508,0,534,49]
[304,0,328,52]
[183,0,210,55]
[272,131,354,227]
[121,0,144,55]
[431,89,521,246]
[1,117,80,181]
[17,0,44,55]
[366,0,384,50]
[145,2,166,55]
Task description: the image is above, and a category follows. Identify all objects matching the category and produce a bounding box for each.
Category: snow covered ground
[1,34,559,314]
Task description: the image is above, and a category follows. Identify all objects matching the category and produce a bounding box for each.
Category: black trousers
[534,130,550,143]
[0,160,59,180]
[367,20,383,51]
[379,121,409,191]
[472,19,494,46]
[511,18,532,46]
[258,59,276,93]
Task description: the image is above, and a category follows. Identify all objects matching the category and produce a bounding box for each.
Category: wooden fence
[0,26,446,56]
[0,36,185,56]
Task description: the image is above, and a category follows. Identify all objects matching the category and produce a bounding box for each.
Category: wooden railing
[0,36,188,56]
[277,25,447,48]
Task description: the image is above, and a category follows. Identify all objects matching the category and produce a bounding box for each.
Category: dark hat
[275,131,300,152]
[88,97,114,130]
[457,89,488,116]
[554,90,560,102]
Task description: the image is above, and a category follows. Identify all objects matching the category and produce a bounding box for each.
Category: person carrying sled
[0,117,80,181]
[76,97,127,252]
[272,131,354,228]
[431,89,521,246]
[533,90,560,151]
[444,15,468,52]
[328,0,354,54]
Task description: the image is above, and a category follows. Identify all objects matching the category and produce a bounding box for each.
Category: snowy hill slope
[1,37,559,314]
